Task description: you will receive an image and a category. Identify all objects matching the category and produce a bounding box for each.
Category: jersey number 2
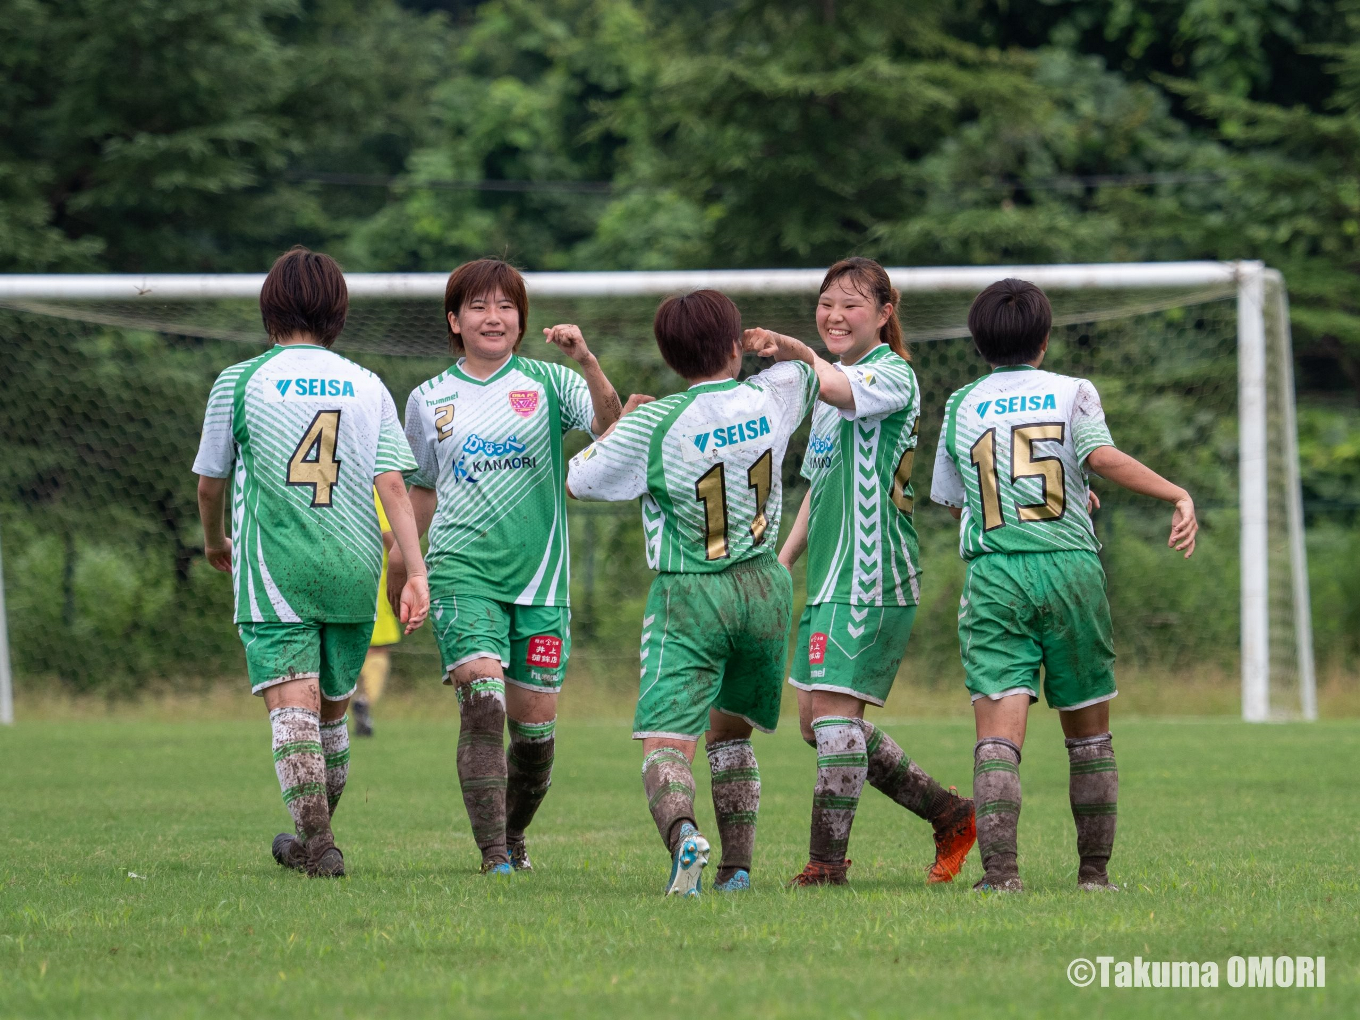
[695,450,773,561]
[969,423,1065,531]
[287,410,342,508]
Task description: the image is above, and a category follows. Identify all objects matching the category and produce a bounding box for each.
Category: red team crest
[526,635,562,669]
[808,632,828,665]
[509,389,539,417]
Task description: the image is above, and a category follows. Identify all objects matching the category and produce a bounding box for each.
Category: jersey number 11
[694,449,773,561]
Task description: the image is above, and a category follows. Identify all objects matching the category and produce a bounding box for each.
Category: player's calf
[456,677,510,869]
[271,706,332,842]
[807,716,868,868]
[972,737,1023,891]
[707,737,759,886]
[641,746,697,853]
[506,716,556,869]
[1066,732,1119,890]
[320,715,350,817]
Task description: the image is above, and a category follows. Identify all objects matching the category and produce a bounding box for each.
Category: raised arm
[743,328,855,411]
[544,324,623,434]
[778,490,812,570]
[1085,446,1197,558]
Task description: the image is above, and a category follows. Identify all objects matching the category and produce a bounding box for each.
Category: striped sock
[320,715,350,818]
[707,738,759,881]
[270,706,330,840]
[810,716,868,865]
[506,717,556,844]
[641,747,696,853]
[859,720,951,822]
[456,677,508,866]
[973,737,1022,882]
[1066,732,1118,883]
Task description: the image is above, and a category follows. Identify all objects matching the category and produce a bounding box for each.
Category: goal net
[0,262,1315,721]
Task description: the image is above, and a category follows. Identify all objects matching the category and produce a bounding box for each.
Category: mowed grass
[1,709,1357,1019]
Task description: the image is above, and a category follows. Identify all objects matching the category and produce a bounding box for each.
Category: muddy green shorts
[634,556,793,740]
[788,602,917,706]
[238,620,374,701]
[959,550,1116,711]
[430,594,570,691]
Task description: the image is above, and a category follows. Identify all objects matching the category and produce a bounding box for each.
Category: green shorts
[430,594,570,691]
[959,550,1116,711]
[634,556,793,740]
[238,620,374,702]
[788,602,917,706]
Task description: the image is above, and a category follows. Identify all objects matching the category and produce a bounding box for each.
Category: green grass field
[1,708,1356,1018]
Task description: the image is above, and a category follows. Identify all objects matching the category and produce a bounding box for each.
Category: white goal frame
[0,260,1316,722]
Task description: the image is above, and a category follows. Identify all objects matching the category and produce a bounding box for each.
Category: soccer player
[387,258,622,875]
[352,489,402,738]
[931,278,1198,892]
[748,257,976,888]
[567,290,818,897]
[194,246,430,878]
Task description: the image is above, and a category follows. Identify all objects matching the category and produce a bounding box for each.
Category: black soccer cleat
[271,832,306,872]
[305,834,346,878]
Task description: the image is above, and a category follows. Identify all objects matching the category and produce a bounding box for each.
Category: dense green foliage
[2,0,1358,690]
[0,713,1356,1017]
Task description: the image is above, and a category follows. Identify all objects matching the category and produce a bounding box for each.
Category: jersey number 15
[969,423,1066,531]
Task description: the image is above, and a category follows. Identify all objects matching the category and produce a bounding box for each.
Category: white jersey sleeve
[929,391,968,508]
[375,387,417,476]
[751,360,818,433]
[404,389,440,490]
[1071,378,1115,462]
[548,363,598,437]
[834,352,916,421]
[192,364,244,478]
[567,400,665,501]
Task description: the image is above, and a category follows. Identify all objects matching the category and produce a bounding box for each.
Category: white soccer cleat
[664,823,710,898]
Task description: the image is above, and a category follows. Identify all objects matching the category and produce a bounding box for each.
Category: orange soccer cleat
[926,788,976,884]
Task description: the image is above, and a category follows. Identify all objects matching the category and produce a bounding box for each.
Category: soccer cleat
[508,841,533,872]
[713,869,751,892]
[663,822,710,897]
[480,860,514,876]
[972,874,1023,893]
[271,832,306,872]
[305,835,346,878]
[787,859,851,887]
[926,788,977,884]
[1078,876,1120,892]
[352,698,374,738]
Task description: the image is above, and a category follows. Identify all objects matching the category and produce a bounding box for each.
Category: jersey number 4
[969,423,1065,531]
[287,410,342,508]
[694,450,773,561]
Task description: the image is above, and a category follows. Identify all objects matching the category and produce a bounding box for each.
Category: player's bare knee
[319,695,350,723]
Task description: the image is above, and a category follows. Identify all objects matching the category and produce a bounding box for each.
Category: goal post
[0,261,1316,722]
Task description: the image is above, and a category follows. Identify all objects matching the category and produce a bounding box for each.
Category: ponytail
[819,257,908,362]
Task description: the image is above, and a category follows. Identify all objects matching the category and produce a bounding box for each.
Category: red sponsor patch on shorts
[526,635,562,669]
[808,632,829,665]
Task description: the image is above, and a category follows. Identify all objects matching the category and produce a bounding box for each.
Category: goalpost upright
[0,260,1317,722]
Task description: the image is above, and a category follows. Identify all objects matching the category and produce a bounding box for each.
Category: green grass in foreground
[1,712,1356,1018]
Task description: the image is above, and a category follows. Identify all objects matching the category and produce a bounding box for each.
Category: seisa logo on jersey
[976,394,1057,418]
[682,415,772,462]
[263,376,356,402]
[508,390,540,418]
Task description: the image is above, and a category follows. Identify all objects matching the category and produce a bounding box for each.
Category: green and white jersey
[567,362,818,573]
[405,355,595,607]
[193,344,416,624]
[930,366,1114,560]
[802,343,922,607]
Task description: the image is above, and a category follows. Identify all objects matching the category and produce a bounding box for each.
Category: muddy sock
[707,738,759,882]
[270,707,331,840]
[809,716,868,865]
[859,719,952,822]
[505,717,556,845]
[1066,732,1118,883]
[973,737,1022,881]
[456,677,508,865]
[641,747,697,853]
[320,715,350,818]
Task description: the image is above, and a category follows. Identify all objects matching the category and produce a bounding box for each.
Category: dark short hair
[259,246,348,347]
[967,279,1053,366]
[653,290,741,379]
[444,259,529,354]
